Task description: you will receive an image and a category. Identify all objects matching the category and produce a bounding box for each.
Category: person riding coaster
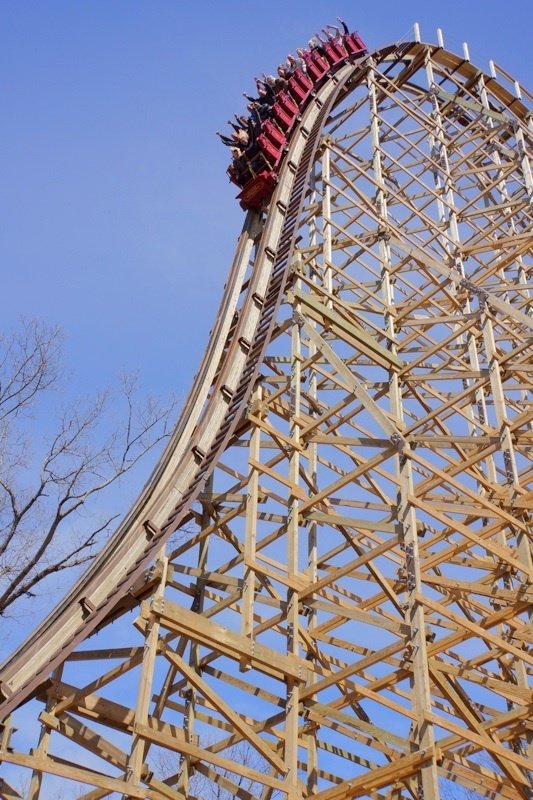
[220,21,368,209]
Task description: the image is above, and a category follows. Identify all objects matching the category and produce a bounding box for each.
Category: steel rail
[0,42,530,721]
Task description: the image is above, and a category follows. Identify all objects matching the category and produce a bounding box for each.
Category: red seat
[257,133,283,165]
[237,171,278,211]
[333,40,348,59]
[344,33,367,56]
[261,120,286,148]
[277,91,299,116]
[323,41,347,66]
[293,68,313,91]
[305,52,328,82]
[272,101,297,133]
[288,68,313,104]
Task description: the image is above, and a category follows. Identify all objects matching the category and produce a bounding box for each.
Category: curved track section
[0,51,365,720]
[1,38,530,719]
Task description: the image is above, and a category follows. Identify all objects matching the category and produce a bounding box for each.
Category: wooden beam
[134,721,289,794]
[161,646,287,775]
[308,747,438,799]
[147,598,309,683]
[0,751,160,799]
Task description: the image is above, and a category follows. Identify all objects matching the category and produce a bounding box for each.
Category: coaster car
[233,30,368,211]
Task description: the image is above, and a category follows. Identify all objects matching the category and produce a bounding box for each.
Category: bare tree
[0,318,176,617]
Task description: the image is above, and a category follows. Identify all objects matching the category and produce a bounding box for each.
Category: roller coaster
[0,23,532,800]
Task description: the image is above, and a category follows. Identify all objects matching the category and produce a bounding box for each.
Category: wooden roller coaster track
[0,37,532,800]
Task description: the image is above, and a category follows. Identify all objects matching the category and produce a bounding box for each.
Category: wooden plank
[388,232,533,331]
[0,751,159,799]
[45,681,183,743]
[307,598,408,636]
[0,779,23,800]
[430,659,530,704]
[170,564,242,589]
[309,702,408,752]
[193,762,258,800]
[308,747,437,799]
[148,598,309,683]
[245,557,308,592]
[462,231,533,256]
[307,434,391,447]
[161,646,287,775]
[429,667,529,790]
[306,511,396,533]
[301,320,404,442]
[425,711,533,778]
[248,458,307,500]
[202,666,285,709]
[437,704,533,756]
[411,495,532,578]
[134,721,288,794]
[435,87,509,121]
[298,447,396,515]
[292,287,405,369]
[67,647,143,662]
[53,650,143,715]
[299,534,400,602]
[408,449,530,534]
[301,636,408,705]
[247,412,305,452]
[39,710,132,773]
[422,574,533,605]
[439,753,518,800]
[417,592,533,667]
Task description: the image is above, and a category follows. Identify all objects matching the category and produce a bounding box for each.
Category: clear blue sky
[0,3,531,787]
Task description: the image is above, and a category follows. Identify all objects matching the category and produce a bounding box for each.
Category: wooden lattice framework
[0,37,532,800]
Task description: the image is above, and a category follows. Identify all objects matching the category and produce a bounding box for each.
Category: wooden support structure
[0,36,531,800]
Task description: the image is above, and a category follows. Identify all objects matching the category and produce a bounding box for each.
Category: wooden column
[368,57,441,800]
[125,554,168,795]
[286,257,303,799]
[177,481,212,796]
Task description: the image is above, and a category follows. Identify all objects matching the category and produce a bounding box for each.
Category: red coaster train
[216,20,367,211]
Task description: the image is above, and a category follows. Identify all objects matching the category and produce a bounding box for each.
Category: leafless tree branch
[0,319,61,422]
[0,319,177,617]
